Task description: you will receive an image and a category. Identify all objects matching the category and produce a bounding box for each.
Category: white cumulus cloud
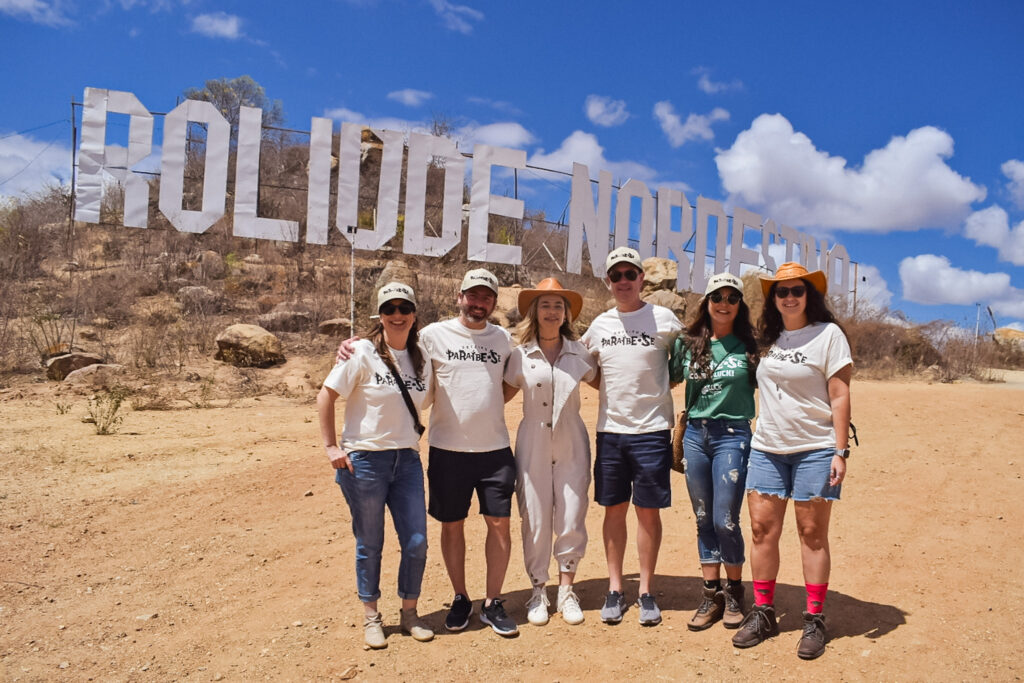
[899,255,1023,323]
[0,133,72,199]
[457,122,535,149]
[387,89,434,107]
[716,114,986,232]
[1002,159,1024,210]
[850,263,893,312]
[0,0,70,25]
[190,12,243,39]
[427,0,482,34]
[528,130,657,183]
[964,205,1024,266]
[653,102,729,148]
[584,95,629,127]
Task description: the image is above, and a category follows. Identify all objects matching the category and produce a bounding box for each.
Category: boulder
[374,260,418,292]
[214,324,285,367]
[46,352,105,381]
[257,310,312,333]
[63,363,126,387]
[642,257,677,291]
[318,318,353,336]
[243,253,263,264]
[178,286,222,314]
[642,289,688,318]
[199,250,226,280]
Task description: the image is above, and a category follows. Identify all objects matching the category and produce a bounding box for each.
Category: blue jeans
[683,419,751,566]
[335,448,427,602]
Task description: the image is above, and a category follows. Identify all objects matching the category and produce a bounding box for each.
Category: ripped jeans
[682,419,751,566]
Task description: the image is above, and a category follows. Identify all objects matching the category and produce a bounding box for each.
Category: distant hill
[995,327,1024,346]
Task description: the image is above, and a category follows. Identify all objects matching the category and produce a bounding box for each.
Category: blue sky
[2,0,1023,330]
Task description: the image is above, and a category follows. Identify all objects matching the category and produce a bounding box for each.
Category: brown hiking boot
[687,586,724,631]
[797,611,827,659]
[731,604,778,648]
[723,582,745,629]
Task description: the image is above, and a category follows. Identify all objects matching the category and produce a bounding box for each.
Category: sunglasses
[379,302,416,315]
[709,291,742,305]
[607,269,640,283]
[774,285,807,299]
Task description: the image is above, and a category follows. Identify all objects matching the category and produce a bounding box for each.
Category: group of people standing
[316,249,853,661]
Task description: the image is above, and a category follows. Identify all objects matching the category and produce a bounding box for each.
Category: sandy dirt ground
[2,367,1023,681]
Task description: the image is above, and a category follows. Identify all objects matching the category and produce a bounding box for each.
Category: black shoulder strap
[382,353,426,436]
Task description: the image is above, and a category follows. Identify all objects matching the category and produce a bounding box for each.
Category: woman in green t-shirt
[669,272,759,633]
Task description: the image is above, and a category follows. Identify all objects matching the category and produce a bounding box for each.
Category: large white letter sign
[233,106,299,242]
[468,144,524,264]
[158,100,229,234]
[306,116,334,245]
[826,243,851,304]
[655,187,693,291]
[75,88,153,228]
[404,132,465,257]
[567,163,613,275]
[729,207,762,276]
[694,197,728,294]
[347,128,403,250]
[760,218,779,272]
[614,179,655,256]
[335,123,362,239]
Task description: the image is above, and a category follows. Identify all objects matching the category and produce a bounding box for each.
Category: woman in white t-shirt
[731,263,853,661]
[316,282,434,650]
[503,278,597,627]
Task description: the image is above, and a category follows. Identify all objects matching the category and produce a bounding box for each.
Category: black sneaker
[480,598,518,637]
[797,611,827,660]
[445,593,472,632]
[732,603,778,648]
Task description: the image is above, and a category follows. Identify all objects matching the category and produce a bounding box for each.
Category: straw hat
[759,262,828,298]
[517,277,584,321]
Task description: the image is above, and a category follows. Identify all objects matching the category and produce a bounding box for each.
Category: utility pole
[347,225,358,337]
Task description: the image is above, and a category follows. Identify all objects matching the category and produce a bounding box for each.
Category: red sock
[752,580,776,606]
[806,582,828,614]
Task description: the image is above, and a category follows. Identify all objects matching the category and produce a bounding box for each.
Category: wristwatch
[835,448,850,459]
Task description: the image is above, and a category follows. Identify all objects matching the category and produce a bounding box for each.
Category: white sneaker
[558,585,585,625]
[526,585,550,625]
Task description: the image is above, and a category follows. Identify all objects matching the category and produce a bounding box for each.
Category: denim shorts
[594,430,672,508]
[746,447,841,501]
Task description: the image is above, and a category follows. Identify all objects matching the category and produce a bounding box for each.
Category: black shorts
[427,446,515,522]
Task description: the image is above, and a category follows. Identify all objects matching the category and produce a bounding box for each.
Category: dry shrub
[844,317,941,378]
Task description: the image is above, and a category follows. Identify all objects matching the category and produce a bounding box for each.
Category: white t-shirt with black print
[322,339,433,452]
[752,322,853,454]
[582,302,683,434]
[420,318,512,452]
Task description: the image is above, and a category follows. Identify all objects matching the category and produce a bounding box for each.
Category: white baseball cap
[460,268,499,295]
[605,247,643,273]
[704,272,744,297]
[376,281,417,310]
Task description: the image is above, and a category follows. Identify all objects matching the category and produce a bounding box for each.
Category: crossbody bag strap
[382,353,426,436]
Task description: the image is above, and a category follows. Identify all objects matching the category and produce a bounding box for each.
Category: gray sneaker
[600,590,627,624]
[637,593,662,626]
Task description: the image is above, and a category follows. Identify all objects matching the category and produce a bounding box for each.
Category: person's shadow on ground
[421,574,906,640]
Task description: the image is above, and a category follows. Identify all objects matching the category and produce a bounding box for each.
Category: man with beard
[416,268,518,637]
[583,247,683,627]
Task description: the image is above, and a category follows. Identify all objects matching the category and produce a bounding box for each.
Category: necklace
[539,335,560,341]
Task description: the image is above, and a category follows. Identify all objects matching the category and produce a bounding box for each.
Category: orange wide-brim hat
[759,262,828,298]
[518,277,584,321]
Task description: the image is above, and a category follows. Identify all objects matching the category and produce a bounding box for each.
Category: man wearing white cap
[582,247,683,626]
[419,268,519,637]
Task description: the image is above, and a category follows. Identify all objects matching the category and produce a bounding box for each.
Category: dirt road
[2,375,1022,681]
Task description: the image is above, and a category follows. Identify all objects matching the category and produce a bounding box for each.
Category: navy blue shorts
[594,430,672,508]
[427,447,515,522]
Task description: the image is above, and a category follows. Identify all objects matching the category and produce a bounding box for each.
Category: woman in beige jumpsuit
[504,278,597,626]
